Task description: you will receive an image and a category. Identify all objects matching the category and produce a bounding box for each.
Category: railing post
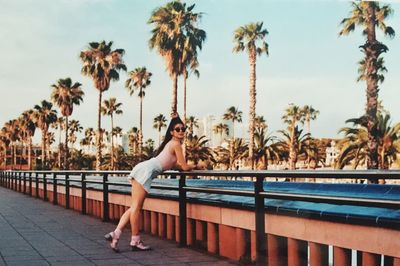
[35,173,39,198]
[29,172,32,196]
[23,172,26,194]
[255,175,267,266]
[103,173,109,222]
[53,173,58,205]
[18,172,22,192]
[65,173,70,209]
[178,173,187,247]
[11,172,14,189]
[81,173,86,215]
[43,173,47,201]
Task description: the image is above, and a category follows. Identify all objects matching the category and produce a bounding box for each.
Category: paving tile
[90,258,140,265]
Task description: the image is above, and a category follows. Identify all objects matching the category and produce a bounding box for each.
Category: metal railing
[1,169,400,265]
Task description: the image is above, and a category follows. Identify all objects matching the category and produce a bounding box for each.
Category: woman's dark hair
[154,115,184,156]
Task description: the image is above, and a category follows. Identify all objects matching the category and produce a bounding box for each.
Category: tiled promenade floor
[0,187,237,266]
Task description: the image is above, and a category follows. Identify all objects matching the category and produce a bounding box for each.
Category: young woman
[105,115,197,252]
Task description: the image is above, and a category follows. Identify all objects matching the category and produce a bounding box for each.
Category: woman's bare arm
[172,142,196,171]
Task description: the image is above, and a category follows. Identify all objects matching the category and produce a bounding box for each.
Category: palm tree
[80,127,95,154]
[153,114,167,146]
[223,106,242,139]
[254,128,279,170]
[101,98,123,170]
[32,100,57,169]
[339,2,395,170]
[255,115,267,130]
[278,126,310,172]
[282,104,306,170]
[4,120,19,168]
[337,114,400,182]
[213,123,229,146]
[233,21,269,169]
[80,40,127,170]
[0,126,11,168]
[128,127,139,156]
[185,116,199,137]
[125,67,152,155]
[142,139,155,160]
[68,119,83,150]
[182,27,206,123]
[51,117,65,168]
[148,1,205,117]
[223,106,243,169]
[302,105,319,135]
[51,77,84,169]
[18,110,36,170]
[186,135,214,165]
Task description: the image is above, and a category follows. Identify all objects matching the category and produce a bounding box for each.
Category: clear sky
[1,0,399,144]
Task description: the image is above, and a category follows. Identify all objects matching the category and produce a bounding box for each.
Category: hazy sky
[1,0,399,144]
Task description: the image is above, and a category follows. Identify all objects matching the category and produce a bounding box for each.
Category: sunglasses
[173,126,186,133]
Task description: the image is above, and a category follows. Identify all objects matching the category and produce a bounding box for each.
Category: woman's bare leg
[116,207,131,231]
[129,179,147,235]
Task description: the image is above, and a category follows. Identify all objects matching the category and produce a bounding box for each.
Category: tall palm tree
[32,100,57,169]
[51,77,84,169]
[302,105,319,135]
[182,27,206,123]
[339,1,395,170]
[148,1,205,117]
[153,114,167,146]
[282,104,305,170]
[233,21,269,169]
[125,67,152,155]
[80,40,126,170]
[19,110,36,170]
[101,98,123,170]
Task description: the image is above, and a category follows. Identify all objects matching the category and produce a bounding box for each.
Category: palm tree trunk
[289,126,297,170]
[248,52,256,169]
[41,129,46,169]
[171,73,178,117]
[110,114,114,170]
[28,137,32,170]
[96,91,103,170]
[364,2,379,174]
[13,142,17,168]
[139,93,143,157]
[64,116,69,169]
[183,70,187,124]
[58,124,62,168]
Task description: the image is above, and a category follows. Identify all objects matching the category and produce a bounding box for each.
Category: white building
[325,140,339,166]
[195,115,233,148]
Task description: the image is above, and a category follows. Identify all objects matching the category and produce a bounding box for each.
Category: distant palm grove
[1,1,399,183]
